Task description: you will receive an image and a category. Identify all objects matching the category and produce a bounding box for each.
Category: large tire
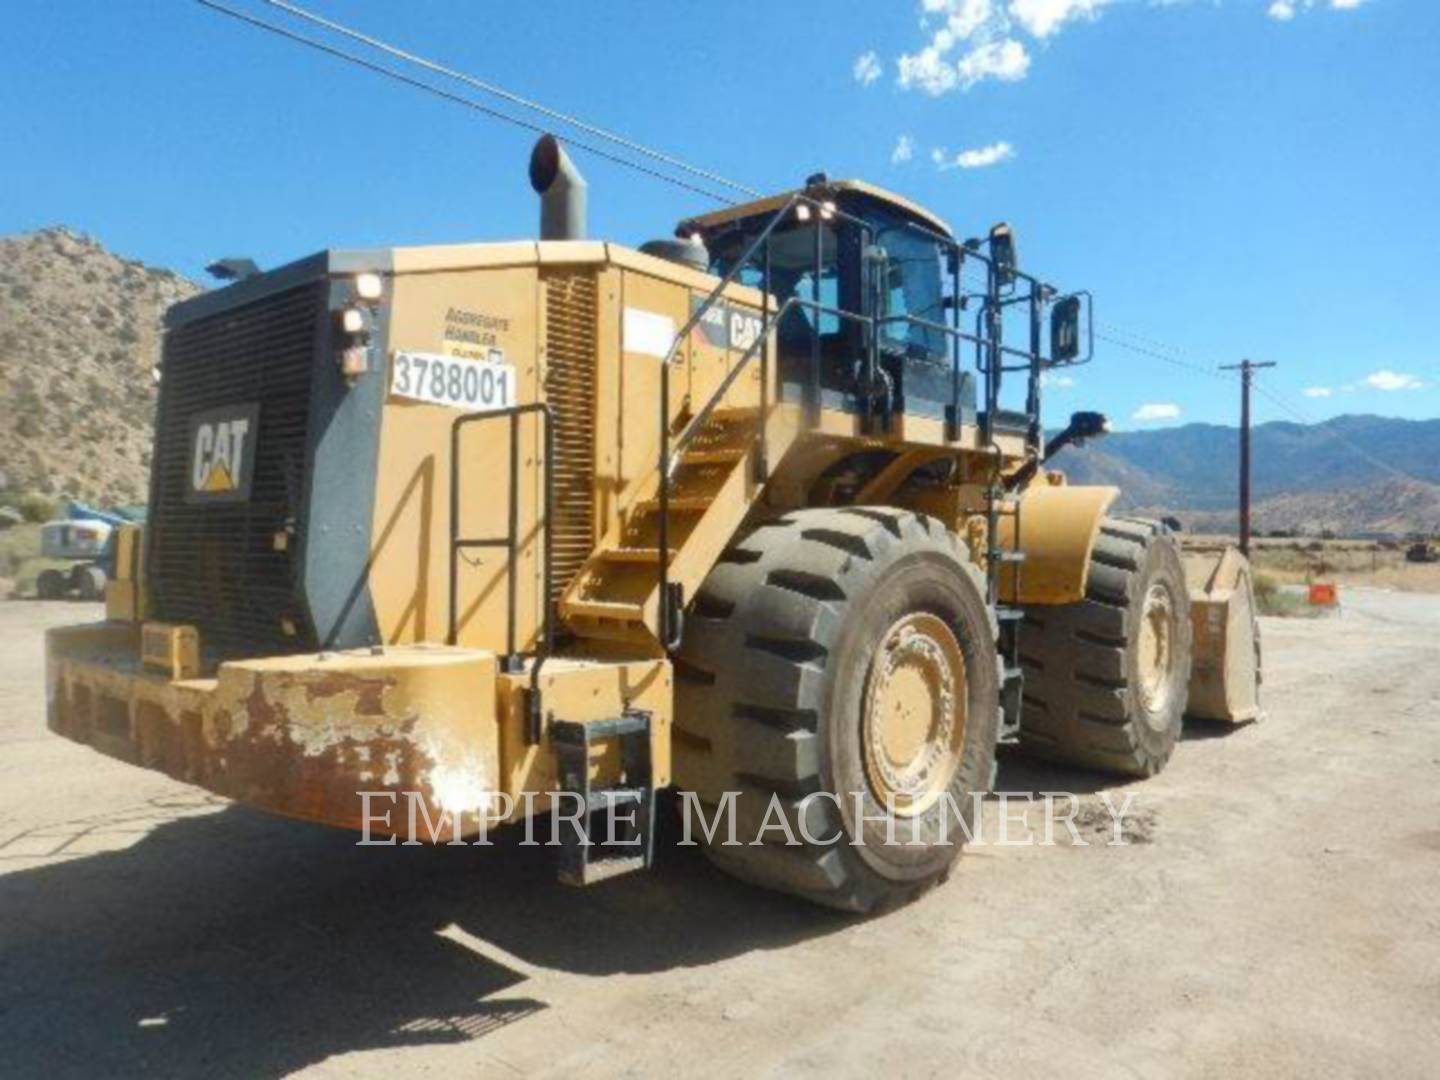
[1018,517,1193,776]
[71,564,106,602]
[673,508,999,913]
[36,568,66,600]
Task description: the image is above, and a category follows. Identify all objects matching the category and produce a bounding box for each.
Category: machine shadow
[994,712,1254,793]
[0,799,843,1079]
[992,745,1132,796]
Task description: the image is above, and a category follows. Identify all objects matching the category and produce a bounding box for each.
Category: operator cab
[678,179,973,424]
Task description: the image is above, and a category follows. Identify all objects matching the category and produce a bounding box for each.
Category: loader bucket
[1182,546,1263,724]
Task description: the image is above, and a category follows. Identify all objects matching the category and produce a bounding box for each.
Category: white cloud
[1041,372,1076,389]
[1364,369,1424,391]
[898,46,959,95]
[897,1,1038,95]
[887,0,1368,95]
[1269,0,1366,19]
[891,134,916,164]
[1132,402,1181,422]
[897,37,1031,94]
[853,50,882,86]
[1008,0,1109,39]
[935,140,1018,170]
[956,39,1031,87]
[1301,386,1333,398]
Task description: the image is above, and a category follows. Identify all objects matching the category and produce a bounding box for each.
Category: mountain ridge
[1054,415,1440,534]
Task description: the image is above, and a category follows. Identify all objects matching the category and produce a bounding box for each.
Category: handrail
[649,188,1088,650]
[448,402,554,677]
[670,296,876,471]
[655,192,875,650]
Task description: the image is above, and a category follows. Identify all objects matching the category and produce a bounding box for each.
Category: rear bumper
[46,622,673,837]
[46,621,503,833]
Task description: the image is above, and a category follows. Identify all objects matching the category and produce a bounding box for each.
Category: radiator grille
[542,273,598,604]
[147,282,322,655]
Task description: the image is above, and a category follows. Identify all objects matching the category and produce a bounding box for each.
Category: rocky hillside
[1169,478,1440,537]
[0,227,200,505]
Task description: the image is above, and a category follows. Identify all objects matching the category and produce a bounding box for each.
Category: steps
[551,711,656,885]
[560,406,779,650]
[989,492,1026,743]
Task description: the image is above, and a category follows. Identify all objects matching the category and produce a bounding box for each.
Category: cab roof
[678,179,953,240]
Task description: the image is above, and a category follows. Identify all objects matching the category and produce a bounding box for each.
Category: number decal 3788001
[389,351,517,412]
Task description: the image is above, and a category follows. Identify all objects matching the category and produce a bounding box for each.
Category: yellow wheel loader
[46,136,1261,911]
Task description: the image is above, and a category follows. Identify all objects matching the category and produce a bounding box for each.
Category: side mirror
[988,223,1016,287]
[1051,295,1082,363]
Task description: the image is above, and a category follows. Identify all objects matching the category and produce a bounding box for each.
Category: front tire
[1019,517,1193,776]
[673,508,999,913]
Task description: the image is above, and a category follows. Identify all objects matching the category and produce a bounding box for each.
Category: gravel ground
[1,591,1437,1079]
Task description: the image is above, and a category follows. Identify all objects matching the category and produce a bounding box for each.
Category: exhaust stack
[529,134,587,241]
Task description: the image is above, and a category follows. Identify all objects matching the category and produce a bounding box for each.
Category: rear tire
[72,564,106,602]
[36,568,66,600]
[1018,517,1192,777]
[673,508,999,913]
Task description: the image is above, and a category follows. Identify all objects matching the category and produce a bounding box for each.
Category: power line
[192,0,736,204]
[1094,329,1236,381]
[257,0,761,200]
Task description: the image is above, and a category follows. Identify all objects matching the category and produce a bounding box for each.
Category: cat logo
[186,403,260,504]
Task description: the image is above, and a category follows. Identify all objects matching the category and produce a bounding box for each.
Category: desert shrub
[16,492,58,523]
[1253,571,1311,617]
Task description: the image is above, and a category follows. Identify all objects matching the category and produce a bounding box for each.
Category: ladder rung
[635,496,710,514]
[586,788,645,810]
[681,448,747,466]
[600,546,673,564]
[991,551,1026,563]
[568,854,648,885]
[1002,665,1024,682]
[996,607,1025,622]
[705,405,762,423]
[563,599,645,622]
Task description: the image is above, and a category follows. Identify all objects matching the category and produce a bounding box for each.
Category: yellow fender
[998,483,1119,605]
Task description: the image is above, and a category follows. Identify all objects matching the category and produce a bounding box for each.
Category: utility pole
[1219,359,1277,557]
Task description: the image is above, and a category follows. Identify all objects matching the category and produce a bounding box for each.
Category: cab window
[872,216,946,358]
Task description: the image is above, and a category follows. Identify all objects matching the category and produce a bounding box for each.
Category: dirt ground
[2,592,1438,1079]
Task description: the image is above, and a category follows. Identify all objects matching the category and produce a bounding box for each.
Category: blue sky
[3,0,1436,429]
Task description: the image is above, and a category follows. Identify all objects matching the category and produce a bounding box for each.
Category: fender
[998,482,1119,605]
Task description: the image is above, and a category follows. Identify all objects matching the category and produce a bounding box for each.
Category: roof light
[795,204,812,223]
[355,272,383,300]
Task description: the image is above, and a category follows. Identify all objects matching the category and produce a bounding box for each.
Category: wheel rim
[862,612,968,818]
[1136,582,1177,720]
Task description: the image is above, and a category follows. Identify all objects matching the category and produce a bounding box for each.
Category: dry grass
[1188,533,1440,595]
